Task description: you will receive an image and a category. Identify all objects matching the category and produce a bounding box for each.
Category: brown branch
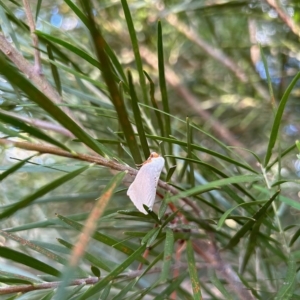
[0,138,200,215]
[0,34,92,137]
[265,0,300,37]
[0,263,205,295]
[0,35,60,104]
[22,0,42,75]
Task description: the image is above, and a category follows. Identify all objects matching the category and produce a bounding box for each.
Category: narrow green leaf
[221,185,248,207]
[141,228,158,245]
[40,290,55,300]
[238,274,262,300]
[0,111,71,151]
[166,156,255,200]
[240,217,264,273]
[264,71,300,166]
[49,59,107,91]
[274,253,296,299]
[157,21,171,140]
[138,251,164,281]
[228,146,262,164]
[267,144,296,171]
[259,45,275,110]
[111,280,136,300]
[161,209,180,228]
[0,164,91,220]
[65,0,127,85]
[217,200,267,230]
[56,214,147,264]
[0,54,110,156]
[154,272,187,300]
[76,244,147,299]
[0,122,23,139]
[139,102,232,152]
[160,228,174,281]
[120,0,149,106]
[104,41,128,86]
[144,205,161,224]
[47,44,62,95]
[146,228,161,248]
[36,31,101,69]
[0,0,27,32]
[209,270,233,300]
[165,165,176,182]
[35,0,43,21]
[4,212,91,232]
[124,231,145,238]
[37,33,86,76]
[128,70,149,160]
[0,277,33,285]
[54,267,77,300]
[0,5,20,50]
[30,240,70,254]
[259,234,287,261]
[0,246,61,277]
[78,2,142,163]
[65,284,86,299]
[0,154,35,181]
[100,282,112,299]
[167,174,262,204]
[1,156,79,176]
[224,190,280,249]
[117,210,156,221]
[117,81,142,160]
[147,135,257,173]
[0,229,68,265]
[64,0,89,28]
[57,238,112,272]
[186,240,202,300]
[289,228,300,247]
[296,140,300,152]
[144,71,165,137]
[158,193,169,220]
[254,185,300,210]
[0,270,41,284]
[5,218,62,232]
[186,117,195,186]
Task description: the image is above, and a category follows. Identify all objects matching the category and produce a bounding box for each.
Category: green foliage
[0,0,300,299]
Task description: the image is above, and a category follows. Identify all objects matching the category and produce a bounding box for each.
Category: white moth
[127,152,165,214]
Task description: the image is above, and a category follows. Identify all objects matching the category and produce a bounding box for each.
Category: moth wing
[127,157,164,214]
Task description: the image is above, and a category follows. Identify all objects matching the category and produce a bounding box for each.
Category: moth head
[149,152,160,159]
[143,152,160,165]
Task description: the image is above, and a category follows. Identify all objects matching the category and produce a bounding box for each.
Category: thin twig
[0,34,92,137]
[265,0,300,37]
[0,263,205,295]
[0,34,59,102]
[22,0,42,75]
[0,138,200,214]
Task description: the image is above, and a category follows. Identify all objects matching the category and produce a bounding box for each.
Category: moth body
[127,152,165,214]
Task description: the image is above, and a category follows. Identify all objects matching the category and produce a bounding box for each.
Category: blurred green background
[0,0,300,299]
